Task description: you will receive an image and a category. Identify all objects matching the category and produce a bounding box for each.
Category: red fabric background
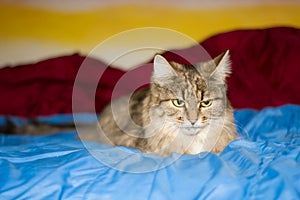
[0,27,299,117]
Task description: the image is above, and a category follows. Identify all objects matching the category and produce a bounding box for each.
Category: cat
[80,50,237,156]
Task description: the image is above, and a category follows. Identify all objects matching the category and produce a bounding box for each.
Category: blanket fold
[0,105,299,199]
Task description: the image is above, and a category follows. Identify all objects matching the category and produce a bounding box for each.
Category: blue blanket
[1,105,300,199]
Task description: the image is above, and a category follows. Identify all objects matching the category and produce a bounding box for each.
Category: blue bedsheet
[1,105,300,199]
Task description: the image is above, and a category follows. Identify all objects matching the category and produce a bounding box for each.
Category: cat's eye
[171,99,185,107]
[201,100,212,107]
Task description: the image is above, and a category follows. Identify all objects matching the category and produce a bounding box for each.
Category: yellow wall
[0,2,299,69]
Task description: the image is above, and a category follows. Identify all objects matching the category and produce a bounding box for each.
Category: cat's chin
[180,127,203,136]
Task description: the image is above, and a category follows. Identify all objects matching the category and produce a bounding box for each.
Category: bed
[1,27,300,199]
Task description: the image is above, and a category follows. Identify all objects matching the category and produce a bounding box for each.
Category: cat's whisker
[219,118,249,137]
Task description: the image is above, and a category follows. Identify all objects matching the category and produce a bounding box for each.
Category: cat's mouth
[180,126,204,136]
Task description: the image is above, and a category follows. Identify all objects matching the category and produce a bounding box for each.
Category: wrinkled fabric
[0,105,299,199]
[0,27,300,117]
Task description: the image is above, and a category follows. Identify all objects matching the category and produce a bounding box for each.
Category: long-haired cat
[81,50,237,156]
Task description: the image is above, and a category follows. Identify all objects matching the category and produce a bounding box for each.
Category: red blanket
[1,27,299,117]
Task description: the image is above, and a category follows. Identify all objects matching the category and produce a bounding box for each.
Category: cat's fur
[81,51,237,156]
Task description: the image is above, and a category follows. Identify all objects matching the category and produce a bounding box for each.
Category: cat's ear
[152,55,177,80]
[210,50,232,82]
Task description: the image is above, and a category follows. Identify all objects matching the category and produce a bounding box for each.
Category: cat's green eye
[172,99,185,107]
[201,100,212,107]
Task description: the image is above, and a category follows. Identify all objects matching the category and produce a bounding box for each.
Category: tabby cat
[80,50,237,156]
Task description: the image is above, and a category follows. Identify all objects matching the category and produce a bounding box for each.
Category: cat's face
[150,51,231,136]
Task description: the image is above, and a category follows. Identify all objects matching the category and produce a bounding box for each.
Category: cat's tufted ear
[152,55,177,80]
[210,50,232,82]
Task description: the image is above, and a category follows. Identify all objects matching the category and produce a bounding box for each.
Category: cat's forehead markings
[170,63,206,100]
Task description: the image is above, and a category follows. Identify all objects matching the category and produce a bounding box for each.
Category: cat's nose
[189,120,197,126]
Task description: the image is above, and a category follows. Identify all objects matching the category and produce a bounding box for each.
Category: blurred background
[0,0,299,69]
